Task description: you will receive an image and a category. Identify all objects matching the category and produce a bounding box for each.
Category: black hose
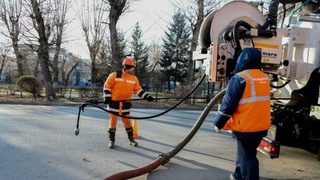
[262,0,306,32]
[270,78,291,89]
[75,74,206,135]
[233,20,253,49]
[161,88,226,160]
[232,20,253,61]
[104,89,226,180]
[84,74,204,120]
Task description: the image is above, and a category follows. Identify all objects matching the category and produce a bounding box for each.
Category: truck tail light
[258,137,280,159]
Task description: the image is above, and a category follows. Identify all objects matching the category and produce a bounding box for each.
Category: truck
[193,0,320,160]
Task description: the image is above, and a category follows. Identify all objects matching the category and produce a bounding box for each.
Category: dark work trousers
[234,138,262,180]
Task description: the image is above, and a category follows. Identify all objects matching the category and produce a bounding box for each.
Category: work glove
[104,97,112,104]
[214,126,221,133]
[147,96,154,102]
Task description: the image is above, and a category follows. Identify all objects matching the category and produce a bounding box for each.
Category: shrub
[16,75,43,100]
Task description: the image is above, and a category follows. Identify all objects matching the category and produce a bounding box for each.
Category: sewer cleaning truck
[193,0,320,160]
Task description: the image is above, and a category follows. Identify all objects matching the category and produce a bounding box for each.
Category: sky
[119,0,174,42]
[63,0,175,59]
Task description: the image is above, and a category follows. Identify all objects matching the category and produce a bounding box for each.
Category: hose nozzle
[75,128,80,136]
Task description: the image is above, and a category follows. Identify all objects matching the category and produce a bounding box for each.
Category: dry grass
[0,94,47,102]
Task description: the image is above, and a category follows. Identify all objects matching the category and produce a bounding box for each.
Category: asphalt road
[0,104,319,180]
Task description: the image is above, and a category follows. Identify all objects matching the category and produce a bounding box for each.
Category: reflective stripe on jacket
[104,69,145,101]
[103,69,150,114]
[223,69,270,132]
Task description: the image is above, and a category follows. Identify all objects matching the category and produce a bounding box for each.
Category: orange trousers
[108,113,132,129]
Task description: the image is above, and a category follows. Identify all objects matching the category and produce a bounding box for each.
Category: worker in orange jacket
[103,58,154,149]
[213,48,270,180]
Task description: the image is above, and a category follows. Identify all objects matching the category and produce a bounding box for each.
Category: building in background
[0,44,90,86]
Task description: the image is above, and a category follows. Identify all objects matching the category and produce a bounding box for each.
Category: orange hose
[104,158,163,180]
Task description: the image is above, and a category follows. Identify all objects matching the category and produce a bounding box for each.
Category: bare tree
[0,0,26,77]
[17,0,72,101]
[79,0,108,87]
[61,55,79,86]
[95,31,126,84]
[0,44,10,76]
[148,41,161,73]
[172,0,217,83]
[104,0,129,70]
[27,0,57,101]
[148,41,163,99]
[51,0,72,89]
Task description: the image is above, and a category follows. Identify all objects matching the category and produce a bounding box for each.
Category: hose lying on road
[104,89,226,180]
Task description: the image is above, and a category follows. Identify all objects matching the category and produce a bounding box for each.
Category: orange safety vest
[104,69,143,101]
[222,69,270,132]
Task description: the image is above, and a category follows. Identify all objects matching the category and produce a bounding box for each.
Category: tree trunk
[61,59,78,87]
[109,16,121,70]
[38,46,57,101]
[187,0,204,84]
[52,44,61,90]
[12,38,25,77]
[31,0,57,101]
[90,55,97,87]
[108,0,127,70]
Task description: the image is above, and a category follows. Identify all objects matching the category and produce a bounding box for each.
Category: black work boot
[126,127,138,147]
[108,128,116,149]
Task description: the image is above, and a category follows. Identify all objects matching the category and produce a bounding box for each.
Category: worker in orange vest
[213,48,270,180]
[103,58,154,149]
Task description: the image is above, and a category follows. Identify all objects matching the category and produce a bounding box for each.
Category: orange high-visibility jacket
[104,69,148,101]
[223,69,270,132]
